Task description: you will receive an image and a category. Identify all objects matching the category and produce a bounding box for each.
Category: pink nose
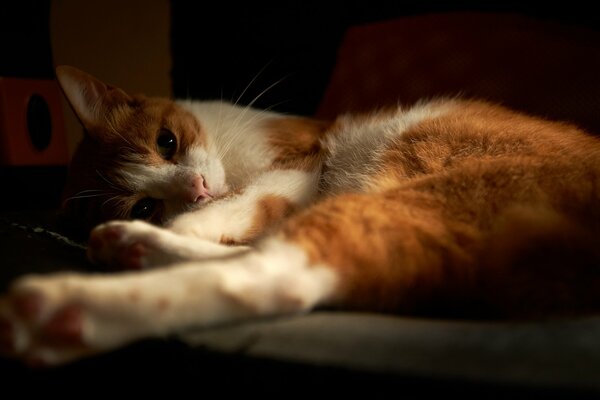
[186,175,212,203]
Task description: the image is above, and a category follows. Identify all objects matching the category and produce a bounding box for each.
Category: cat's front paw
[0,274,100,366]
[88,220,176,270]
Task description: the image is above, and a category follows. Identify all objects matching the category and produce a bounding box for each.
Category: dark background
[2,1,599,114]
[0,0,599,211]
[171,1,600,116]
[1,1,54,79]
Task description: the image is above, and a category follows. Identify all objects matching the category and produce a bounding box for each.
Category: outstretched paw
[87,220,176,270]
[87,220,248,269]
[0,276,96,366]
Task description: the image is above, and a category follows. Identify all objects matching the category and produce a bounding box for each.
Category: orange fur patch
[219,235,238,246]
[216,196,294,245]
[242,195,295,243]
[264,117,331,171]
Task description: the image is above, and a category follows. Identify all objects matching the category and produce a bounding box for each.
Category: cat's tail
[479,205,600,318]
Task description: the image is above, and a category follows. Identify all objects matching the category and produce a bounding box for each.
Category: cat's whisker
[119,146,138,154]
[212,61,283,159]
[217,96,286,159]
[100,195,133,220]
[217,100,287,159]
[220,76,288,155]
[212,91,227,159]
[65,188,114,203]
[219,110,275,157]
[245,76,288,110]
[216,112,271,160]
[96,169,122,192]
[233,60,273,108]
[105,116,136,148]
[72,189,105,195]
[101,194,123,209]
[64,193,111,203]
[230,77,287,137]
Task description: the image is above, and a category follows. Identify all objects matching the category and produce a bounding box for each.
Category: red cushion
[317,13,600,134]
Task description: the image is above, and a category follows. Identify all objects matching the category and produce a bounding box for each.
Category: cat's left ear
[55,65,133,131]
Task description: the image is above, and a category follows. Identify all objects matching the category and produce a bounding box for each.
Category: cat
[1,65,600,366]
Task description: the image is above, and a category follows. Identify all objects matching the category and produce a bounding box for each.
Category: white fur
[321,99,457,194]
[4,238,337,365]
[90,220,249,268]
[112,99,287,224]
[2,70,356,365]
[178,100,280,188]
[181,145,228,197]
[118,145,229,221]
[167,169,319,242]
[0,95,463,365]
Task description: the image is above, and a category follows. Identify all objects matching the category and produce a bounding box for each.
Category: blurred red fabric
[317,13,600,134]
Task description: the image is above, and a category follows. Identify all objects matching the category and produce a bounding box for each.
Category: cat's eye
[157,128,177,160]
[131,197,157,220]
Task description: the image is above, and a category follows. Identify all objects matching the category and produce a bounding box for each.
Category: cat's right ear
[55,65,132,131]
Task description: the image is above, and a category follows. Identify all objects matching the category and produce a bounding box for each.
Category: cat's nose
[187,175,212,203]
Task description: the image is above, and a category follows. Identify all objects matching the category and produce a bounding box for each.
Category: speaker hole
[27,94,52,151]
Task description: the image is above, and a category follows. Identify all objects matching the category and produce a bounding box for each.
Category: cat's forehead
[139,97,191,124]
[90,96,206,149]
[140,97,203,127]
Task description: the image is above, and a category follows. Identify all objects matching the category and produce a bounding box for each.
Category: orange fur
[219,235,238,246]
[264,117,331,171]
[217,195,294,245]
[17,67,600,367]
[62,96,206,233]
[277,100,600,318]
[244,195,295,243]
[60,74,600,318]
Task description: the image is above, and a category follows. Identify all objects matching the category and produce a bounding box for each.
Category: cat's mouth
[206,181,230,199]
[195,192,213,203]
[191,181,229,206]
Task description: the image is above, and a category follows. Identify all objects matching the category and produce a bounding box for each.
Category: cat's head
[56,66,227,236]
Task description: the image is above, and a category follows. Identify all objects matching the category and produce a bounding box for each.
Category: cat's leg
[87,168,318,269]
[87,220,250,270]
[166,168,319,243]
[273,190,477,312]
[0,189,467,366]
[0,238,337,366]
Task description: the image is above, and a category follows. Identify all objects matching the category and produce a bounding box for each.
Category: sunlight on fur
[0,65,599,366]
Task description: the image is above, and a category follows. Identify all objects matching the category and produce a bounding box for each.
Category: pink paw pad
[42,305,84,346]
[118,242,147,270]
[87,225,127,265]
[13,292,44,322]
[89,225,125,248]
[0,315,14,354]
[0,297,86,363]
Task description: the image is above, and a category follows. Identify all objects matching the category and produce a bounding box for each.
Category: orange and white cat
[1,66,600,365]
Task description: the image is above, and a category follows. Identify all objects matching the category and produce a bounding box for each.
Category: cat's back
[321,99,600,194]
